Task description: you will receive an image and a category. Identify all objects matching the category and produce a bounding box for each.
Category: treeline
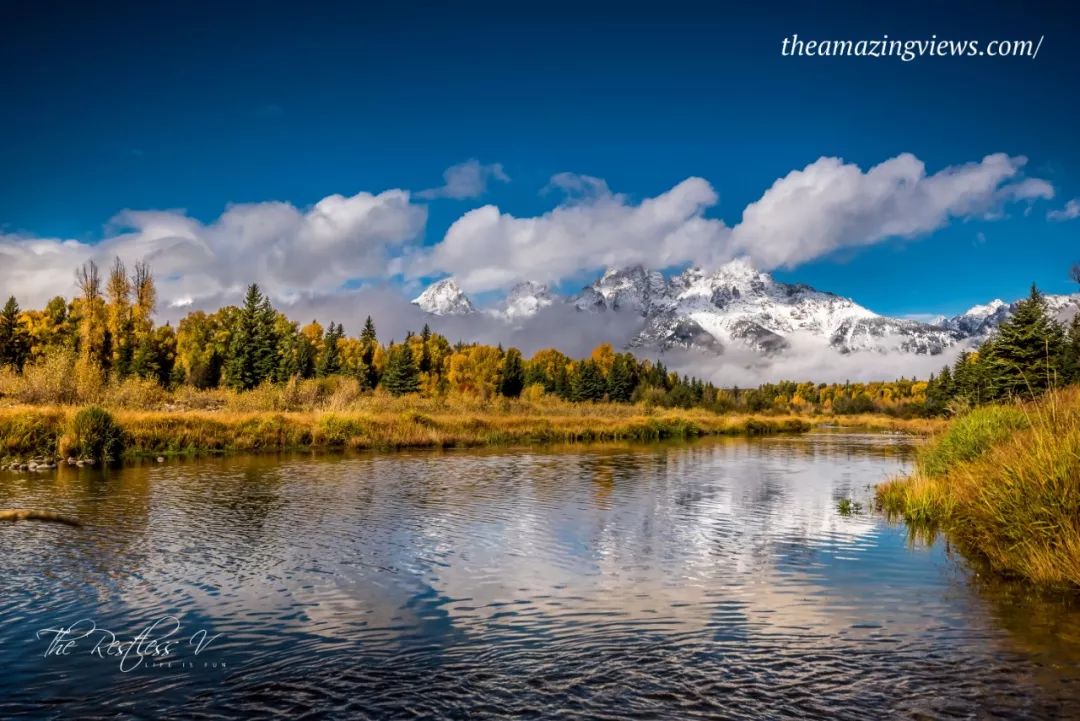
[924,284,1078,415]
[2,261,1073,417]
[0,260,731,409]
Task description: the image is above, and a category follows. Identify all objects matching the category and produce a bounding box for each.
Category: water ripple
[1,435,1078,719]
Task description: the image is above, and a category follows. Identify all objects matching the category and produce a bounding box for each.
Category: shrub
[60,406,125,462]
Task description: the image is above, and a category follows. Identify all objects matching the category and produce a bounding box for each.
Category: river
[1,432,1078,719]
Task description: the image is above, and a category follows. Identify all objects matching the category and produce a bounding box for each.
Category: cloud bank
[411,153,1051,291]
[0,150,1054,384]
[0,189,425,309]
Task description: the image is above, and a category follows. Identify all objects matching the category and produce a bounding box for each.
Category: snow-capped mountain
[498,281,555,321]
[936,299,1011,338]
[411,278,476,316]
[606,260,957,355]
[936,293,1079,339]
[411,262,1079,358]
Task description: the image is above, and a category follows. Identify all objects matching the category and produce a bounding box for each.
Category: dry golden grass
[877,387,1080,589]
[0,374,938,459]
[0,401,815,460]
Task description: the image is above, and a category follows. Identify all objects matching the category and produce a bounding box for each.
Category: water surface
[1,433,1078,719]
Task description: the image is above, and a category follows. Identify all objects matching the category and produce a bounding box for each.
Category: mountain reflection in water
[1,433,1078,720]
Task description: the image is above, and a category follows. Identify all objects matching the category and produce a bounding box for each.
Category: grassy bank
[877,387,1080,589]
[0,400,817,462]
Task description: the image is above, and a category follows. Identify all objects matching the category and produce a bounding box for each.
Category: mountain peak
[963,299,1009,318]
[500,280,555,320]
[412,278,476,316]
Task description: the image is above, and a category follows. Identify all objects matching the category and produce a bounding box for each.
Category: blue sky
[1,0,1077,317]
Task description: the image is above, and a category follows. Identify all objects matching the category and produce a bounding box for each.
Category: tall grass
[877,387,1080,589]
[0,374,940,461]
[0,402,813,461]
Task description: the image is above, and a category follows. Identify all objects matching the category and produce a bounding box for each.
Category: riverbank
[877,387,1080,590]
[0,393,941,465]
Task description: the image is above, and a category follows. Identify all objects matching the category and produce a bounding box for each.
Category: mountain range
[412,260,1079,358]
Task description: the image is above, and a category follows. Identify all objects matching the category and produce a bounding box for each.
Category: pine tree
[0,296,29,371]
[419,323,432,373]
[499,347,525,398]
[225,284,274,390]
[360,316,377,344]
[381,342,420,395]
[1060,313,1080,385]
[983,284,1065,399]
[296,331,317,379]
[359,316,379,389]
[318,322,343,377]
[253,294,279,383]
[571,360,606,402]
[606,353,636,402]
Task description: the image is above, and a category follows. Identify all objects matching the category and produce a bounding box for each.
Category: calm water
[2,433,1079,720]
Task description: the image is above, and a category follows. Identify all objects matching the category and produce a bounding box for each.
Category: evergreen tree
[983,284,1065,399]
[296,332,317,379]
[0,296,29,371]
[499,347,525,398]
[359,316,379,389]
[570,360,606,402]
[318,322,343,377]
[225,284,276,390]
[419,323,432,373]
[924,365,952,415]
[606,353,636,402]
[1060,313,1080,385]
[382,342,420,395]
[360,316,377,344]
[253,294,279,383]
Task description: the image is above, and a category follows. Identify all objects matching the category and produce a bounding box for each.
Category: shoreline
[0,403,940,466]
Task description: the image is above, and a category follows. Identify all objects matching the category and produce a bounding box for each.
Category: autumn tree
[105,257,135,377]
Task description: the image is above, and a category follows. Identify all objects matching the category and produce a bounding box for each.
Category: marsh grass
[876,387,1080,589]
[0,401,815,461]
[0,376,938,461]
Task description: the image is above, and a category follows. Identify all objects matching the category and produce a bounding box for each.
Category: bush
[60,406,125,462]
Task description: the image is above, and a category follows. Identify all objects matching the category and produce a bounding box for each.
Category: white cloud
[417,159,510,200]
[409,176,728,292]
[410,152,1051,291]
[0,152,1053,323]
[1048,198,1080,221]
[0,189,426,309]
[728,152,1051,269]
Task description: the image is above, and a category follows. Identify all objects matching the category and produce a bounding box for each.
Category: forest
[0,259,1073,420]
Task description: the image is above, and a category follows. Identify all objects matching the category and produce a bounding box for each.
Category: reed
[0,402,816,460]
[876,387,1080,589]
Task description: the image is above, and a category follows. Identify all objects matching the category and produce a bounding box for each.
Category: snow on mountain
[625,259,955,355]
[411,278,476,316]
[498,281,555,321]
[937,294,1079,338]
[936,299,1011,337]
[410,262,1079,358]
[572,265,670,315]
